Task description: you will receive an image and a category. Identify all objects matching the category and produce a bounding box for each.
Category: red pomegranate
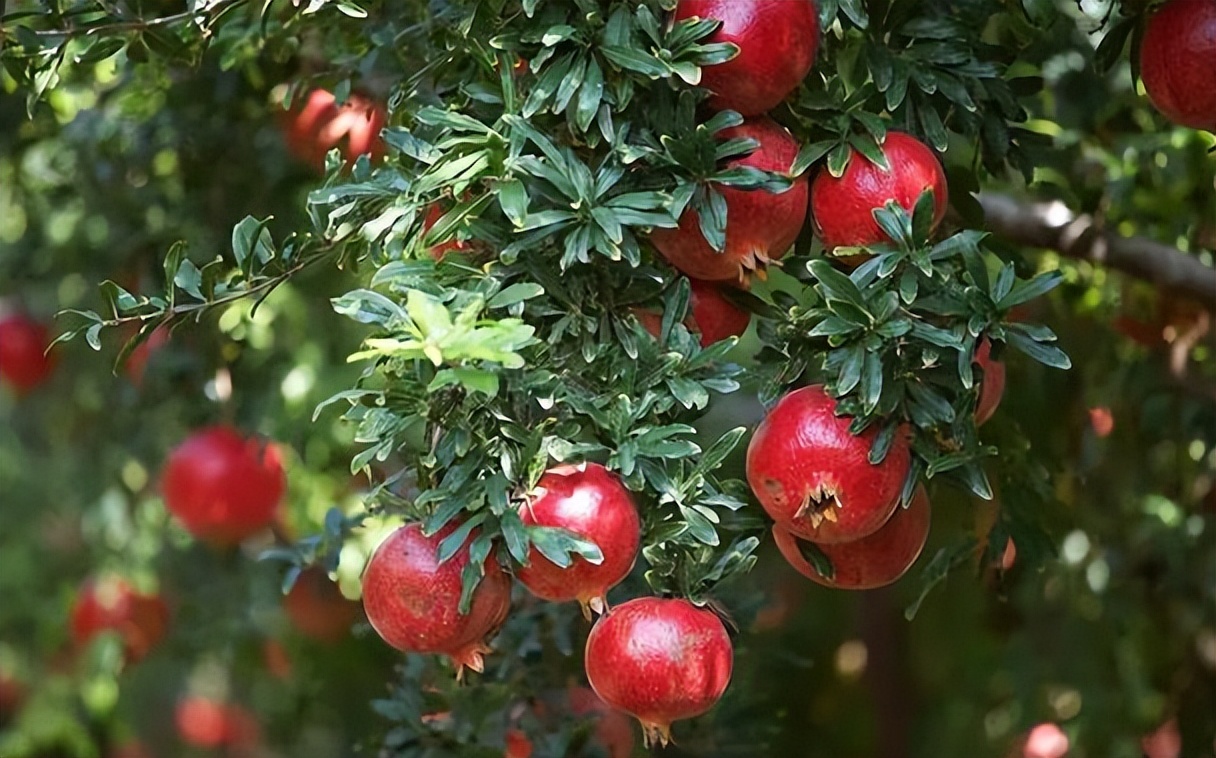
[650,117,808,283]
[70,576,169,663]
[422,203,468,260]
[584,597,733,747]
[161,426,286,546]
[746,385,911,543]
[810,131,948,249]
[516,463,640,616]
[361,522,512,677]
[0,673,25,723]
[1140,0,1216,130]
[1022,722,1069,758]
[975,338,1007,426]
[504,729,533,758]
[282,89,387,170]
[567,686,636,758]
[0,313,55,392]
[772,485,931,589]
[1088,406,1114,438]
[673,0,819,116]
[636,278,751,347]
[175,697,260,751]
[283,566,361,643]
[1141,718,1181,758]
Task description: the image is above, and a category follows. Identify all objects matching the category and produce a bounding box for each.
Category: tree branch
[978,192,1216,310]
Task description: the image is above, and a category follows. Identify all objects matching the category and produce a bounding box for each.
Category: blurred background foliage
[1,0,1214,757]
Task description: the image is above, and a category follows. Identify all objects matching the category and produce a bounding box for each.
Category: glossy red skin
[423,203,468,260]
[810,131,948,249]
[175,698,259,749]
[635,279,751,347]
[974,338,1006,426]
[674,0,819,116]
[567,686,636,758]
[283,89,387,170]
[70,577,169,663]
[361,522,511,676]
[584,597,733,747]
[284,566,361,643]
[772,485,930,590]
[1141,0,1216,130]
[651,117,808,282]
[516,463,640,615]
[161,426,286,546]
[746,385,910,543]
[0,314,55,392]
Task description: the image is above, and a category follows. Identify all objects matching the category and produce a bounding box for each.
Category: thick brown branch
[978,192,1216,310]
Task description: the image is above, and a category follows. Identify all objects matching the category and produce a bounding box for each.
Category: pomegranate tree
[584,597,733,747]
[810,131,948,249]
[515,462,640,616]
[747,385,911,543]
[673,0,820,116]
[650,116,808,282]
[636,278,751,347]
[1139,0,1216,130]
[161,426,286,546]
[773,485,931,590]
[361,522,511,677]
[0,313,55,393]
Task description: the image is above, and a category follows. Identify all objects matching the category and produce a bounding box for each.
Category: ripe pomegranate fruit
[175,697,259,751]
[747,385,910,543]
[516,462,640,616]
[650,117,808,283]
[584,597,733,747]
[70,576,169,663]
[161,426,286,546]
[282,89,387,170]
[361,522,511,677]
[1088,406,1114,438]
[504,729,533,758]
[1140,0,1216,130]
[974,338,1006,426]
[0,313,55,392]
[567,686,636,758]
[1141,718,1181,758]
[673,0,819,116]
[810,131,948,249]
[283,566,361,643]
[635,278,751,347]
[772,485,930,590]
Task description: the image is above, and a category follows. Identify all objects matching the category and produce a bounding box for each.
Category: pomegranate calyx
[451,640,494,682]
[639,720,673,749]
[792,482,843,527]
[578,594,608,620]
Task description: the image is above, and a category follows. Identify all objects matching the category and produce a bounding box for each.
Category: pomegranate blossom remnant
[747,385,911,543]
[584,597,733,747]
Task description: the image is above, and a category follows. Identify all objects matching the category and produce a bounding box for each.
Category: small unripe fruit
[361,522,511,677]
[747,385,910,543]
[584,597,733,747]
[161,426,286,546]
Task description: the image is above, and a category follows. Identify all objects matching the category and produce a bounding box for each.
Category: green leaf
[1006,329,1072,370]
[904,537,977,620]
[231,215,274,267]
[998,271,1063,309]
[796,539,835,580]
[488,282,544,308]
[497,179,529,227]
[436,514,486,564]
[528,526,604,568]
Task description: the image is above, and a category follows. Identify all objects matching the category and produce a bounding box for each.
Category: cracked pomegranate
[810,131,948,249]
[673,0,819,116]
[284,566,361,644]
[0,313,55,392]
[1140,0,1216,130]
[773,485,931,589]
[361,522,511,677]
[70,576,169,663]
[636,278,751,347]
[650,116,808,282]
[516,463,640,617]
[584,597,732,747]
[746,385,910,543]
[974,338,1006,426]
[161,426,286,546]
